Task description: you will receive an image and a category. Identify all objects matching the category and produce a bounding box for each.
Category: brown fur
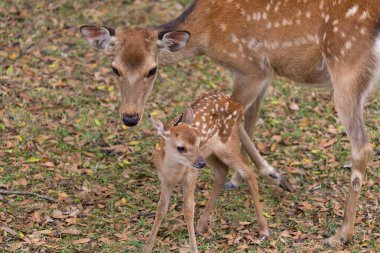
[82,0,380,248]
[116,28,156,70]
[144,93,273,253]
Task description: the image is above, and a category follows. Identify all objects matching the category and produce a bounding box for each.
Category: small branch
[0,189,57,202]
[135,212,156,219]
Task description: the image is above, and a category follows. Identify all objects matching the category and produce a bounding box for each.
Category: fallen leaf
[289,102,299,111]
[52,210,66,219]
[61,228,81,235]
[98,237,114,245]
[73,238,91,244]
[115,231,129,241]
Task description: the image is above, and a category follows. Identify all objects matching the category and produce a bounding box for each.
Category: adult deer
[80,0,380,246]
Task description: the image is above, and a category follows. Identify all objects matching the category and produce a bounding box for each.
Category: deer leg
[218,144,269,238]
[182,171,199,253]
[231,157,269,238]
[225,74,270,189]
[226,74,291,191]
[196,155,228,235]
[143,182,175,253]
[326,70,373,247]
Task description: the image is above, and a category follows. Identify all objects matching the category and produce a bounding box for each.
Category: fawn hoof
[224,181,239,189]
[279,174,293,192]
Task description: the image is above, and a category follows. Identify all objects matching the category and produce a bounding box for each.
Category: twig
[135,212,156,219]
[0,190,57,202]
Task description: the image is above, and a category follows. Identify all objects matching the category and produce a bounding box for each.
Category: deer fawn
[80,0,380,246]
[145,93,273,253]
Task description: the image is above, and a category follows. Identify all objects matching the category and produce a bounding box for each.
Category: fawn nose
[193,158,206,169]
[122,113,139,127]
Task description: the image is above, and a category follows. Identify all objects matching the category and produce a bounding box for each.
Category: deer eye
[177,146,186,153]
[147,66,157,78]
[111,66,120,76]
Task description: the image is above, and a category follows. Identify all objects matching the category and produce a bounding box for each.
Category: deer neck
[154,0,208,66]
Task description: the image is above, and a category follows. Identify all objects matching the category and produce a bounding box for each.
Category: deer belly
[271,51,332,85]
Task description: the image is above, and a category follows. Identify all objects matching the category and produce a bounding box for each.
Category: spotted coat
[172,92,244,145]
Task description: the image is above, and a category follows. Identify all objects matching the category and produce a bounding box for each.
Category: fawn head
[151,107,205,169]
[80,25,190,127]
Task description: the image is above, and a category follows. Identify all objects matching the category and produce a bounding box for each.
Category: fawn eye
[177,146,186,153]
[147,66,157,78]
[111,66,120,76]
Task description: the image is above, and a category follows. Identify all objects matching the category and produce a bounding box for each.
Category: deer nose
[193,158,206,169]
[122,113,139,127]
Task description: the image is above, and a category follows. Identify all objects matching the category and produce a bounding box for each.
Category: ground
[1,0,379,252]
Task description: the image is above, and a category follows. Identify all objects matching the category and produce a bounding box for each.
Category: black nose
[193,158,206,169]
[122,114,139,127]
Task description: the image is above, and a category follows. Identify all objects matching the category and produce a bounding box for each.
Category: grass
[0,0,379,252]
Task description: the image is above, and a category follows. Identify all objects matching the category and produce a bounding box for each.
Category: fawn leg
[226,73,289,191]
[182,170,199,253]
[143,182,174,253]
[196,154,228,234]
[219,146,269,238]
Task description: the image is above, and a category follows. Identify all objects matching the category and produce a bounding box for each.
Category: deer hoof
[325,233,349,248]
[279,174,293,192]
[259,234,269,241]
[224,181,239,189]
[343,162,352,170]
[195,224,206,236]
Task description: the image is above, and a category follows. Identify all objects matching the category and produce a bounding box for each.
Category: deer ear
[80,25,116,50]
[182,106,194,125]
[151,116,169,137]
[158,31,191,52]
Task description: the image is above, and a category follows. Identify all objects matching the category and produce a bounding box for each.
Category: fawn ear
[182,106,194,125]
[80,25,116,50]
[158,31,191,52]
[151,116,169,137]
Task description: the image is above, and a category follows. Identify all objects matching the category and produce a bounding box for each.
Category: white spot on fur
[229,52,237,58]
[345,41,352,49]
[324,14,330,23]
[230,34,239,44]
[282,41,293,47]
[220,23,226,32]
[359,11,369,21]
[319,0,324,9]
[346,5,358,18]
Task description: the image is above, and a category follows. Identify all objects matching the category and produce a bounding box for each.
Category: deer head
[151,106,205,169]
[80,25,191,126]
